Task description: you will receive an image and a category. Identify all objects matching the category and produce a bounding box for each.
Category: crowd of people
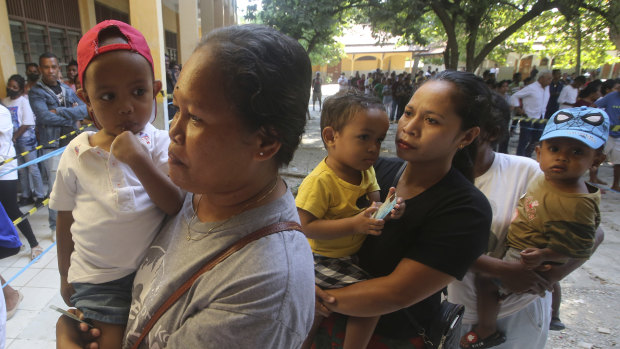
[0,19,618,349]
[328,66,620,193]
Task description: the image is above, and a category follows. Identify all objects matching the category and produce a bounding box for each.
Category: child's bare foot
[460,328,506,349]
[5,290,23,319]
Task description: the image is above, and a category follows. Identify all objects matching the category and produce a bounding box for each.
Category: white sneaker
[51,229,56,242]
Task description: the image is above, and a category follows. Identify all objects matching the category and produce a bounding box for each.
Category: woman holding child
[57,25,315,348]
[449,96,606,348]
[313,71,493,347]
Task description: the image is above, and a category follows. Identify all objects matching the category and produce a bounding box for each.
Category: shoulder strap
[391,161,407,188]
[130,221,302,349]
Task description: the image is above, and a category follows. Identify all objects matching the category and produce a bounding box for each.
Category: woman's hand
[315,285,335,317]
[353,204,384,236]
[56,308,101,349]
[386,188,405,221]
[497,260,551,295]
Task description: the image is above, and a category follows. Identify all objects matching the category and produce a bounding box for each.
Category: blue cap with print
[540,107,609,149]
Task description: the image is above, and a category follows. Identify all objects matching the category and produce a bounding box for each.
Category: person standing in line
[28,52,88,240]
[450,94,605,349]
[395,75,413,123]
[593,86,620,191]
[24,63,40,94]
[0,201,24,323]
[557,75,586,110]
[589,78,620,185]
[3,75,45,207]
[530,65,539,80]
[338,72,348,91]
[545,69,564,119]
[64,60,79,92]
[0,103,43,261]
[389,75,401,122]
[382,78,393,119]
[312,72,323,111]
[510,71,552,157]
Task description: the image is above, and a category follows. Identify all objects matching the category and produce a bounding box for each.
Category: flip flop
[461,330,506,349]
[31,245,43,261]
[6,291,23,320]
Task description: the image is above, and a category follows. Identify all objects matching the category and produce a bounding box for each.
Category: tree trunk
[431,3,459,70]
[471,0,555,70]
[575,17,582,74]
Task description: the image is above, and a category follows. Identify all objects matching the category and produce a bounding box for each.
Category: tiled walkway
[3,205,58,349]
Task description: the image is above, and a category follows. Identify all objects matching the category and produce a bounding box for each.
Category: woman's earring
[259,152,264,156]
[459,144,465,149]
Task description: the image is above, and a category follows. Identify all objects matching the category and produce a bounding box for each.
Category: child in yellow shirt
[296,91,402,349]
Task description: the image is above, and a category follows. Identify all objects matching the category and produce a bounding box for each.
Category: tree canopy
[247,0,620,72]
[245,0,364,66]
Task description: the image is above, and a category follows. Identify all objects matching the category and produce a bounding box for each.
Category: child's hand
[520,247,546,269]
[55,308,101,348]
[60,276,75,307]
[385,187,405,221]
[353,203,384,236]
[110,131,148,164]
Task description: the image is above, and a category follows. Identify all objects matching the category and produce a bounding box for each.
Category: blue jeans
[41,148,61,230]
[390,98,399,121]
[516,120,544,157]
[15,129,45,199]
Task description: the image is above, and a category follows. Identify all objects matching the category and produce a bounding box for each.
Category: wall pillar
[200,0,214,36]
[0,0,17,98]
[213,0,224,28]
[178,0,199,64]
[350,54,355,74]
[223,1,231,26]
[77,0,97,35]
[130,0,168,130]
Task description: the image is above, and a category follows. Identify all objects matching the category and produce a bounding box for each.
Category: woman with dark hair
[448,92,605,348]
[1,78,43,261]
[57,24,315,348]
[575,80,602,107]
[3,74,46,209]
[313,71,492,347]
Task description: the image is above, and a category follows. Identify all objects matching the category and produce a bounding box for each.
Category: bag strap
[391,161,407,188]
[130,221,302,349]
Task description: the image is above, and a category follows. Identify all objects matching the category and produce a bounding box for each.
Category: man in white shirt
[557,75,586,109]
[338,73,348,91]
[510,71,552,157]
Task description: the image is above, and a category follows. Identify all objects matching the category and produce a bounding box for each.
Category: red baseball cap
[77,20,154,87]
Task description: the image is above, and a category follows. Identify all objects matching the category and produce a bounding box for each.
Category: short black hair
[196,25,311,167]
[39,52,58,64]
[578,80,602,99]
[601,79,619,96]
[26,63,38,69]
[574,75,587,85]
[67,60,78,68]
[8,74,26,91]
[320,90,385,146]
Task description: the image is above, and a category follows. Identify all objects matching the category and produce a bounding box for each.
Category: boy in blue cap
[462,106,609,349]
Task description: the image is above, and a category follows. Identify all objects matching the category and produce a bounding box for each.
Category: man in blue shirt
[29,52,87,238]
[594,83,620,191]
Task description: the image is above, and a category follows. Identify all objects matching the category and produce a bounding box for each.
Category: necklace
[186,177,280,241]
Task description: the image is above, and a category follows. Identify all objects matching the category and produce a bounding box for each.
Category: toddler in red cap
[49,20,183,349]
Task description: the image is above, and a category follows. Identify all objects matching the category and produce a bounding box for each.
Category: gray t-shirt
[124,190,315,348]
